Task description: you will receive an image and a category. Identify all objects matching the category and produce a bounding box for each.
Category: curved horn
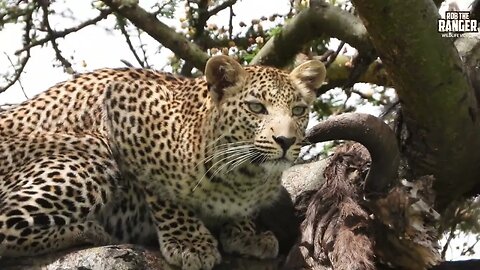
[305,113,400,196]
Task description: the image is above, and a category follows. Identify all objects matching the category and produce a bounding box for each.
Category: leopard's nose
[272,136,296,152]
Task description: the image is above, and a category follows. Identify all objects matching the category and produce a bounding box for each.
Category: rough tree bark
[350,0,480,210]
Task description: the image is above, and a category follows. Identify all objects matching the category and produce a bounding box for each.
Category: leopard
[0,55,326,270]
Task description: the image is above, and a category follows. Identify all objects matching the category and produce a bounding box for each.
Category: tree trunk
[350,0,480,210]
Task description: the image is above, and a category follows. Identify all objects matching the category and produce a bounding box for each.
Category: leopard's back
[0,68,187,137]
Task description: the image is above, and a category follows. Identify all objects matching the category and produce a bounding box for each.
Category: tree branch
[116,16,146,68]
[207,0,237,18]
[251,0,373,67]
[315,55,392,95]
[15,9,111,55]
[3,53,28,99]
[351,0,480,210]
[101,0,209,72]
[39,0,75,74]
[0,5,33,95]
[181,0,211,76]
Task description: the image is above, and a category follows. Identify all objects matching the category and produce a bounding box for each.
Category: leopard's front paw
[160,234,221,270]
[220,220,279,259]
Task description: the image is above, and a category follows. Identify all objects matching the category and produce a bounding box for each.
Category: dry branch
[39,0,74,74]
[0,6,33,94]
[206,0,237,20]
[101,0,210,72]
[14,10,112,55]
[117,16,148,68]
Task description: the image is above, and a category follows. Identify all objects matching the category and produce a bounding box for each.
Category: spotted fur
[0,56,325,270]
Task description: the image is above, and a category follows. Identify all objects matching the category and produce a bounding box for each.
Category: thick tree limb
[251,0,373,67]
[2,243,478,270]
[351,0,480,210]
[456,36,480,197]
[318,55,392,94]
[101,0,209,72]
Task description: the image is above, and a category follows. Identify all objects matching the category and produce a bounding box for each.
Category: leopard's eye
[246,102,268,114]
[292,106,307,117]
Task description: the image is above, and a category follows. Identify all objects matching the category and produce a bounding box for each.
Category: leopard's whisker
[205,141,251,155]
[207,148,256,179]
[192,146,254,192]
[225,152,258,174]
[194,143,253,169]
[209,151,258,181]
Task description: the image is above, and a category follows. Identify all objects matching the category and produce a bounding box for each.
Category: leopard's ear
[289,60,326,104]
[205,55,247,105]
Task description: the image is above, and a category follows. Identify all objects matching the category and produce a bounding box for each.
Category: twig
[207,0,237,19]
[3,53,28,99]
[15,10,111,55]
[325,41,345,68]
[120,59,135,67]
[117,16,145,68]
[0,5,33,95]
[136,28,151,68]
[1,52,30,95]
[441,222,457,259]
[461,237,480,256]
[39,0,75,74]
[228,6,234,40]
[318,49,335,62]
[440,205,467,260]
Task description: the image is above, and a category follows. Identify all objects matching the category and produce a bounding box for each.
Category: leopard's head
[206,55,326,169]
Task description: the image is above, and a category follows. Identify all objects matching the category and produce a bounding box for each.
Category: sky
[0,0,290,104]
[0,0,479,261]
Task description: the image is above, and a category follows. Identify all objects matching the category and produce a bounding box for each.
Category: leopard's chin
[259,158,293,172]
[250,155,293,164]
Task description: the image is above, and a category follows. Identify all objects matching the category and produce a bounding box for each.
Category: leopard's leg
[0,220,114,256]
[146,195,221,270]
[219,218,279,259]
[0,134,118,257]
